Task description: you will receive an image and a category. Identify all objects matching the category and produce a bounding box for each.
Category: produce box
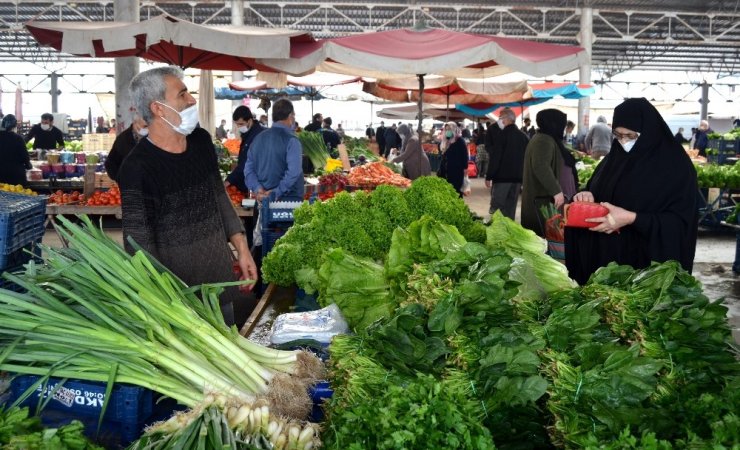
[706,139,739,165]
[0,241,40,274]
[82,133,116,152]
[94,172,114,189]
[308,381,333,422]
[260,200,302,227]
[0,191,47,259]
[8,375,154,424]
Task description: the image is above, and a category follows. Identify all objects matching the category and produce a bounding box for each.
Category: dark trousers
[490,182,521,220]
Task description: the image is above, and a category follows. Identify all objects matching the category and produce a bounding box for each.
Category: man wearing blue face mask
[118,66,258,327]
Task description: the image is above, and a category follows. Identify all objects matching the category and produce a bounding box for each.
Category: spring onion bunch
[130,394,319,450]
[0,215,324,419]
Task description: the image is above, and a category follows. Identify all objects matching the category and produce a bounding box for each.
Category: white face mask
[238,125,249,134]
[497,119,505,130]
[40,124,51,131]
[157,101,198,136]
[621,139,637,152]
[137,127,149,137]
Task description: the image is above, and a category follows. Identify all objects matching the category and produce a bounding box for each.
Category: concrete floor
[40,178,740,344]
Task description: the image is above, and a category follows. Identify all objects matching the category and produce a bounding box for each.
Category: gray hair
[129,66,184,124]
[499,107,516,122]
[597,115,607,123]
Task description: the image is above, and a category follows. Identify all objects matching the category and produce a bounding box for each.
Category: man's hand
[484,180,492,189]
[230,233,257,292]
[254,188,271,202]
[224,180,231,188]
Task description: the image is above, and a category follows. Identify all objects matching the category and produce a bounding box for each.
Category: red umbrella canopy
[363,76,530,105]
[269,27,588,79]
[25,15,320,72]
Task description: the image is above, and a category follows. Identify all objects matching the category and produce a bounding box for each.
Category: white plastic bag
[269,303,349,345]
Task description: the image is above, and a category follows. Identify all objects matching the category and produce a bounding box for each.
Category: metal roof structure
[0,1,738,80]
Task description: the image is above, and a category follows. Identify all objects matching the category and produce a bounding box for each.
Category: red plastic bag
[564,202,609,228]
[467,161,478,178]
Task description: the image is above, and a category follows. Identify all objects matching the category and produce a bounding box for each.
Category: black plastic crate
[0,240,41,272]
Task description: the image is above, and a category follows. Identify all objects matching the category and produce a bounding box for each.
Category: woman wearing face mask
[105,116,148,182]
[390,124,431,180]
[520,109,568,237]
[565,98,698,285]
[437,122,469,197]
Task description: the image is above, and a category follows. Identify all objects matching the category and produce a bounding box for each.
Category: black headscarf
[536,109,578,193]
[565,98,698,284]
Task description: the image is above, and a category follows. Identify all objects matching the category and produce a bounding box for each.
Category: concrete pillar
[50,72,59,113]
[114,0,140,134]
[577,6,593,139]
[700,81,710,121]
[231,1,245,114]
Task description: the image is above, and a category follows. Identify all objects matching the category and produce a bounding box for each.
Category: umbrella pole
[87,107,92,133]
[417,74,424,134]
[446,92,450,122]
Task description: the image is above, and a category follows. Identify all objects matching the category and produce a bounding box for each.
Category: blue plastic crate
[0,239,41,272]
[0,191,47,255]
[262,227,287,258]
[308,381,333,422]
[260,199,301,228]
[9,375,153,424]
[36,409,145,449]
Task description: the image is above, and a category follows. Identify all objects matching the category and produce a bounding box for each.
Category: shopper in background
[485,108,528,220]
[693,120,710,157]
[119,65,257,327]
[109,118,117,134]
[564,120,576,148]
[376,121,387,156]
[215,119,228,140]
[336,123,346,141]
[304,112,323,132]
[474,123,488,178]
[259,115,268,128]
[390,123,431,181]
[565,98,698,285]
[674,127,689,145]
[437,121,468,197]
[95,116,109,133]
[226,106,264,195]
[520,109,567,237]
[383,123,401,159]
[225,106,264,248]
[321,117,342,155]
[365,124,375,141]
[25,113,65,149]
[105,116,148,182]
[520,117,536,139]
[0,114,32,187]
[585,115,612,159]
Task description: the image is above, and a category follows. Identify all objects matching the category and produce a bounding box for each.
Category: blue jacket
[244,123,304,202]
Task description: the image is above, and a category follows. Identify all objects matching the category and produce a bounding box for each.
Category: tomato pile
[227,185,246,207]
[48,190,84,205]
[86,185,121,206]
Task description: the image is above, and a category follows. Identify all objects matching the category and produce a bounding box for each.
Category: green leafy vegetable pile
[0,406,101,449]
[262,177,485,287]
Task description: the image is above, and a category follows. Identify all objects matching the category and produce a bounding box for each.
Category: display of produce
[226,184,246,207]
[311,212,738,449]
[346,162,410,187]
[129,396,319,450]
[297,132,330,172]
[695,162,740,188]
[343,137,379,161]
[262,177,487,287]
[85,184,120,206]
[47,189,84,204]
[0,405,101,449]
[0,216,325,423]
[0,183,37,196]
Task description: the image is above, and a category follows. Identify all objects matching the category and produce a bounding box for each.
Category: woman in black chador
[565,98,698,285]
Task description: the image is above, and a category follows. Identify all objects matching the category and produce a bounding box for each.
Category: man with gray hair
[118,66,257,326]
[484,107,529,220]
[585,115,612,159]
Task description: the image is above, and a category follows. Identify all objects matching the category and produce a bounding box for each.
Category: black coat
[376,126,387,150]
[105,125,138,182]
[24,124,65,149]
[0,131,32,186]
[439,138,468,194]
[565,98,698,285]
[226,124,265,193]
[384,128,401,154]
[486,124,528,183]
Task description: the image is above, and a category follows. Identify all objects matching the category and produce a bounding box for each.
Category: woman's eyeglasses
[612,131,640,141]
